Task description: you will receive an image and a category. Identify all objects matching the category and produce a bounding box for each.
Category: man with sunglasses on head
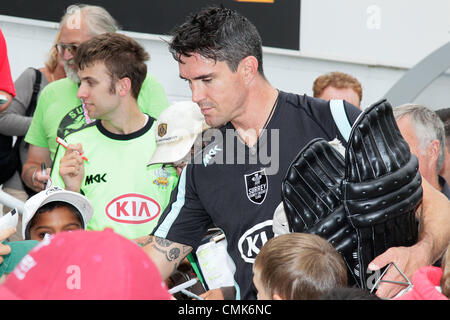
[22,4,169,192]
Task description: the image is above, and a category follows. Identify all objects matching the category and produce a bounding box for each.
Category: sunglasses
[55,43,79,55]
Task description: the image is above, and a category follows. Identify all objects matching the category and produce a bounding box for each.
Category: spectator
[0,27,15,112]
[142,6,450,300]
[313,71,363,109]
[0,228,15,266]
[50,33,178,240]
[22,4,169,193]
[0,26,16,192]
[394,104,450,199]
[0,239,38,285]
[395,243,450,300]
[0,229,171,299]
[0,30,67,241]
[21,186,93,241]
[435,108,450,185]
[253,233,347,300]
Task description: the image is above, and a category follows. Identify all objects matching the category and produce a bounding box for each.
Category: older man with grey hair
[436,108,450,186]
[22,4,169,193]
[394,103,450,199]
[58,4,118,83]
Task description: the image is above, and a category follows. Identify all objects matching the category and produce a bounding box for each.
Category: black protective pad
[342,99,422,289]
[281,138,360,286]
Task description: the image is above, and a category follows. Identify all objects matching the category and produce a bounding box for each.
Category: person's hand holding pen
[30,162,51,191]
[59,142,86,193]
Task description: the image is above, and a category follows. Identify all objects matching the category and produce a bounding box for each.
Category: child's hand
[0,227,16,264]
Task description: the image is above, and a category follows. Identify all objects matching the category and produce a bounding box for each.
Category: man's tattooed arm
[140,235,192,280]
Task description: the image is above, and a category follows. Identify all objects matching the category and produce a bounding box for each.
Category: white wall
[300,0,450,69]
[1,0,450,110]
[0,16,191,103]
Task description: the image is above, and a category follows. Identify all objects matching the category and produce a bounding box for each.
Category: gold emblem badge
[158,123,167,137]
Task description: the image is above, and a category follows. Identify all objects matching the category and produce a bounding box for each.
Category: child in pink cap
[0,228,171,300]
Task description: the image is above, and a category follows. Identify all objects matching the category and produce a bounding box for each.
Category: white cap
[22,186,93,239]
[147,101,210,166]
[272,202,290,237]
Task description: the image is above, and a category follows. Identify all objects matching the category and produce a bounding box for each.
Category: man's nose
[191,82,206,104]
[62,47,74,61]
[77,84,87,100]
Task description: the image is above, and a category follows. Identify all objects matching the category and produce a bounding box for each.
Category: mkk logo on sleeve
[105,193,161,224]
[244,169,268,204]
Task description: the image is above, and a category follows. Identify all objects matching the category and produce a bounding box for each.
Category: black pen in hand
[41,162,47,189]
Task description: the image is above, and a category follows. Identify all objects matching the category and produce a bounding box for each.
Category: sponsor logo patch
[158,123,167,137]
[237,220,273,263]
[57,105,86,139]
[244,169,268,204]
[153,168,170,188]
[105,193,161,224]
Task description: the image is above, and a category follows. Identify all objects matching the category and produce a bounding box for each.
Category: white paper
[195,238,235,290]
[0,208,19,231]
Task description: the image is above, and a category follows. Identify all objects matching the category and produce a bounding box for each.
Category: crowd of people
[0,4,449,301]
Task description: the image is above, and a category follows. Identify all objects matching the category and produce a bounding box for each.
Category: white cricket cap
[22,186,93,239]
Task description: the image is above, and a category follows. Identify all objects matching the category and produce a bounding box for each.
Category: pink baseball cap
[0,229,171,300]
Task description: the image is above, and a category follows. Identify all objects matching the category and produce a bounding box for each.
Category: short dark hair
[75,32,149,99]
[25,201,84,240]
[436,108,450,139]
[169,6,264,76]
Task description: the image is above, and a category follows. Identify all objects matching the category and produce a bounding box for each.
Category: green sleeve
[137,74,169,120]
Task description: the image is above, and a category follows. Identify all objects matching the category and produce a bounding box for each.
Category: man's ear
[239,56,259,86]
[427,139,440,163]
[116,77,132,97]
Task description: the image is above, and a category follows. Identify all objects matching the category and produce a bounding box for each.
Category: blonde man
[253,233,347,300]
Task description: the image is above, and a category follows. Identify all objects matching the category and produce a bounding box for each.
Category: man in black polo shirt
[142,6,450,300]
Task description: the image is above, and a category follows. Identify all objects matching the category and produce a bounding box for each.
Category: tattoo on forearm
[168,247,180,261]
[156,237,173,247]
[149,237,192,278]
[151,238,181,262]
[153,245,168,256]
[141,236,154,247]
[153,245,181,263]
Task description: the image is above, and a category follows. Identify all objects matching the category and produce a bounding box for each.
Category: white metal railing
[0,189,25,214]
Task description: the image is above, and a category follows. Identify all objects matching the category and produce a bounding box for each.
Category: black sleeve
[151,164,212,250]
[299,94,362,145]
